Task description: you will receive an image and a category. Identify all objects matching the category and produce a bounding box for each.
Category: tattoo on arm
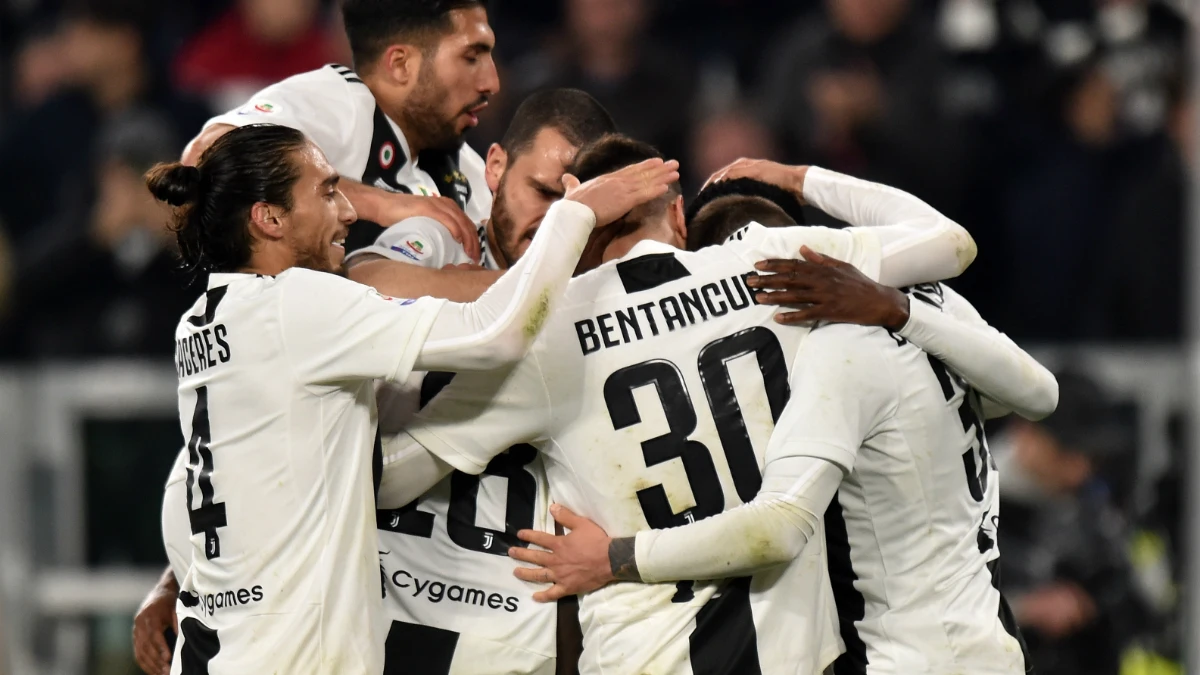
[608,537,641,582]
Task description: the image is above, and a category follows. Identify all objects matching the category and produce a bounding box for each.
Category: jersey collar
[622,238,681,261]
[207,272,263,289]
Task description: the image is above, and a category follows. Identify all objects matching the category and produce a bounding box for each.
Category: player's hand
[563,158,681,227]
[509,504,614,602]
[133,570,179,675]
[747,246,910,329]
[384,194,481,263]
[702,158,808,202]
[1015,582,1097,639]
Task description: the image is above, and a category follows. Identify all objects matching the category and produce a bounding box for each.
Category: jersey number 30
[603,327,789,529]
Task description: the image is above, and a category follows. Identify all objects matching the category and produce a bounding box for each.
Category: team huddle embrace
[130,1,1060,674]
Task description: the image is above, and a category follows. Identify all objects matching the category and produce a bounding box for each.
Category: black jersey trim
[179,617,221,674]
[826,499,869,675]
[989,559,1034,673]
[689,576,762,675]
[384,620,458,675]
[187,286,228,327]
[420,371,457,408]
[616,252,692,294]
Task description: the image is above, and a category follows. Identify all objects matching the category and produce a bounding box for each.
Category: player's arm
[749,252,1059,421]
[715,160,976,288]
[376,354,553,506]
[284,160,679,381]
[510,326,896,598]
[901,285,1058,420]
[345,215,502,301]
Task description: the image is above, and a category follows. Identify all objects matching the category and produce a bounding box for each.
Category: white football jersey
[357,206,555,672]
[202,65,496,267]
[407,223,884,675]
[774,286,1026,674]
[169,269,445,675]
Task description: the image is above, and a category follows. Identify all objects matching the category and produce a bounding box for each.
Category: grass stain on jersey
[523,288,553,340]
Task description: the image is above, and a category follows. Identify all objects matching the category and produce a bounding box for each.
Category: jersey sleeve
[402,354,553,474]
[278,270,446,385]
[634,454,843,583]
[768,324,898,472]
[737,166,976,288]
[204,68,359,174]
[162,449,192,582]
[343,216,471,268]
[739,223,883,283]
[898,284,1058,420]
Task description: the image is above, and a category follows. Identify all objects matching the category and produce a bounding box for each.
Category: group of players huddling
[131,1,1060,674]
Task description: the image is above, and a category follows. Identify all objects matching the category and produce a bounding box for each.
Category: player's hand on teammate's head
[702,158,809,203]
[748,246,911,330]
[562,158,681,227]
[384,193,481,263]
[508,504,615,602]
[133,571,180,675]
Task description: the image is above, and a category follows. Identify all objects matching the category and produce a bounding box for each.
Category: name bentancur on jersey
[575,271,761,356]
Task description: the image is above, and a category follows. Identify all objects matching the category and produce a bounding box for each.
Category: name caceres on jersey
[170,269,445,675]
[201,64,495,267]
[402,222,889,675]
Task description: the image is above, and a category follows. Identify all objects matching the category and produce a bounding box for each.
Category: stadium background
[0,0,1192,673]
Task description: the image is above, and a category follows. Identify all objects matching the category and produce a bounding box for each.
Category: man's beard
[291,241,340,275]
[400,66,486,153]
[489,177,520,267]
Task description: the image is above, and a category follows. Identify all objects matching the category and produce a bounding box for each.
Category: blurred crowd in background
[0,1,1191,674]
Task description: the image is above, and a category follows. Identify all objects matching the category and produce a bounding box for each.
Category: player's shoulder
[236,64,371,113]
[457,142,487,176]
[277,267,364,300]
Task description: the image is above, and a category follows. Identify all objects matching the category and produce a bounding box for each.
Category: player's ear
[484,143,506,193]
[250,202,286,240]
[383,44,421,87]
[668,195,686,247]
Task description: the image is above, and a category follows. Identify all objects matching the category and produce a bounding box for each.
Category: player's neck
[362,75,427,158]
[239,247,295,278]
[483,219,508,270]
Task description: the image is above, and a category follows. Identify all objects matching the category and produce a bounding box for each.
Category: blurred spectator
[757,0,969,215]
[0,110,197,358]
[686,107,779,194]
[173,0,344,112]
[0,0,211,248]
[999,57,1129,340]
[1089,70,1188,341]
[505,0,697,164]
[993,370,1150,675]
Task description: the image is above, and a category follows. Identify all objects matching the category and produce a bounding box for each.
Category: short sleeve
[736,224,883,282]
[768,324,897,472]
[204,68,359,175]
[404,353,552,474]
[343,216,470,268]
[278,269,446,385]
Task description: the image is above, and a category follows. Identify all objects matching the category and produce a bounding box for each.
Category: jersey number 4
[185,386,229,559]
[603,327,789,529]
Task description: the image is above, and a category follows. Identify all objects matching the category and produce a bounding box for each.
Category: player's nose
[479,57,500,96]
[337,190,357,224]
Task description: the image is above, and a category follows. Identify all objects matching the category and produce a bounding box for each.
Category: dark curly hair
[685,177,807,251]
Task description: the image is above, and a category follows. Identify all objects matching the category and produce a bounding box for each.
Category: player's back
[171,269,413,674]
[530,227,858,674]
[816,292,1024,674]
